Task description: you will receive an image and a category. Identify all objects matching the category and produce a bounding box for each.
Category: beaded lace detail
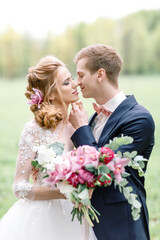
[18,120,60,173]
[13,119,74,200]
[13,180,33,199]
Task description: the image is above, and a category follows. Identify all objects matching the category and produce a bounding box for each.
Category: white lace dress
[0,119,97,240]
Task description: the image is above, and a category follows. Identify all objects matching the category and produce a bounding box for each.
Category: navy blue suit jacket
[71,95,155,240]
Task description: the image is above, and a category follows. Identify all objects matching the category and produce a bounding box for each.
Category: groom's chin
[81,92,89,98]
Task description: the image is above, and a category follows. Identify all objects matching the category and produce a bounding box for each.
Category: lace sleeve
[12,120,38,200]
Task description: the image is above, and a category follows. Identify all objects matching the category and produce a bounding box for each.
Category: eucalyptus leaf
[130,151,138,158]
[106,136,134,151]
[118,185,122,193]
[119,178,128,187]
[68,192,76,202]
[117,151,122,157]
[72,191,79,199]
[123,187,133,199]
[78,189,89,199]
[107,142,119,151]
[128,194,138,206]
[100,173,111,182]
[85,164,95,172]
[132,162,140,169]
[132,199,141,208]
[122,172,130,178]
[138,161,145,169]
[103,173,112,180]
[132,210,140,221]
[134,155,148,162]
[123,152,132,158]
[138,169,145,177]
[49,142,64,155]
[98,165,110,175]
[77,184,86,193]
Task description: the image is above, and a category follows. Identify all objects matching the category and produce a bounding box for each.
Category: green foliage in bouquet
[104,135,148,220]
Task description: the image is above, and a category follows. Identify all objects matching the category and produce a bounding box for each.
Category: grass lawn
[0,75,160,239]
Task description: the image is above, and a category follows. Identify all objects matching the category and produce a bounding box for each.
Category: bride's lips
[72,89,79,95]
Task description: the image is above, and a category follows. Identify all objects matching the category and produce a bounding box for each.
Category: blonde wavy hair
[25,56,67,129]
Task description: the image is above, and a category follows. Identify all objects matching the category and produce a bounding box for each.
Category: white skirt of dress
[0,199,97,240]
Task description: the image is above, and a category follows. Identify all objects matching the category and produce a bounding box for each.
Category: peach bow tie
[92,103,112,116]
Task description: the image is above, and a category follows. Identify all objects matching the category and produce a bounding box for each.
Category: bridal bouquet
[32,136,147,226]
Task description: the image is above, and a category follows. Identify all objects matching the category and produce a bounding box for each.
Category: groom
[69,44,155,240]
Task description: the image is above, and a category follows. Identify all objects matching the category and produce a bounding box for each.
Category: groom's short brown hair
[74,44,123,85]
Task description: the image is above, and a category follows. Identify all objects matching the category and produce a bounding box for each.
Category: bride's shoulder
[23,119,38,130]
[20,119,40,137]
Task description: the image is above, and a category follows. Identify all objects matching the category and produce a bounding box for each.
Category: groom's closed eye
[78,73,83,78]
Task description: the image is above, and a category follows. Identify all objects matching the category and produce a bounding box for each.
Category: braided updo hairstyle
[25,56,66,129]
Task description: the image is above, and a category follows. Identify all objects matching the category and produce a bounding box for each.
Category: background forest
[0,10,160,78]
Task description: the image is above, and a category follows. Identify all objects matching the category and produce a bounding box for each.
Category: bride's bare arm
[33,186,66,200]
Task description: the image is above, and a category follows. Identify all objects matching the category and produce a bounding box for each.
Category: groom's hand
[69,102,88,129]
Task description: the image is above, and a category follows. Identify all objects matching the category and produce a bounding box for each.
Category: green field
[0,75,160,239]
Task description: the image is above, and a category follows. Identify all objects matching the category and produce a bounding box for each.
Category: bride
[0,56,97,240]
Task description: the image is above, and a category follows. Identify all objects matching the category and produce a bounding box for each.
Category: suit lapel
[98,95,138,146]
[89,112,97,131]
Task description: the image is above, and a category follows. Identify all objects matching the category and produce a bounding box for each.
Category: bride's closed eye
[63,81,70,86]
[63,78,70,85]
[63,76,75,86]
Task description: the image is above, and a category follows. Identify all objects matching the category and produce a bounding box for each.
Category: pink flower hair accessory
[28,88,43,109]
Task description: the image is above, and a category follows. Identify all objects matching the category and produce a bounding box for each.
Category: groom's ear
[97,68,106,83]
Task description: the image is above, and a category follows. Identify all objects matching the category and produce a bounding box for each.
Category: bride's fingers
[71,102,78,111]
[78,101,84,111]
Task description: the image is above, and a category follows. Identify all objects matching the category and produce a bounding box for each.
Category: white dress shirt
[92,90,126,142]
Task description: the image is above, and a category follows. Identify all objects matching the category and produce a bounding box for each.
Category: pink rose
[28,88,43,109]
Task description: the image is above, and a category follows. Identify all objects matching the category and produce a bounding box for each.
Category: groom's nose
[76,77,81,85]
[73,80,78,88]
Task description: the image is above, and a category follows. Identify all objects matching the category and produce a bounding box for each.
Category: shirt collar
[103,90,126,112]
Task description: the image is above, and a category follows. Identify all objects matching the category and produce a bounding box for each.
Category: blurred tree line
[0,10,160,79]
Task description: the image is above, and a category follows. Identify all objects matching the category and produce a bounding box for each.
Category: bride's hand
[69,102,88,130]
[89,189,94,199]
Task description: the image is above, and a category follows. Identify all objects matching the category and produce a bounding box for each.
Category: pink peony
[78,168,96,185]
[67,173,79,187]
[100,147,115,164]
